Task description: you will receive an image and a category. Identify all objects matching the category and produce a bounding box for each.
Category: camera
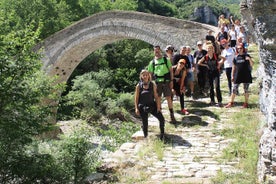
[143,106,151,113]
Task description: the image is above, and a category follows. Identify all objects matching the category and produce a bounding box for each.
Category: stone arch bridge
[37,10,218,83]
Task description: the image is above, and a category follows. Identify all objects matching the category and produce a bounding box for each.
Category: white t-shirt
[221,47,235,68]
[229,30,237,40]
[238,32,248,43]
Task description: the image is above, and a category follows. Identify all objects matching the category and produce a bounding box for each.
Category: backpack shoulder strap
[139,81,143,93]
[163,56,169,69]
[214,53,217,61]
[205,54,209,61]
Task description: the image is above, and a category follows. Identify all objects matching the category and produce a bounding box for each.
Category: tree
[0,23,63,183]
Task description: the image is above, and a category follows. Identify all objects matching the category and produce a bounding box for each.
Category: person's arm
[231,65,236,82]
[169,66,174,89]
[246,55,254,67]
[153,82,161,112]
[198,56,209,69]
[134,84,140,115]
[218,55,226,69]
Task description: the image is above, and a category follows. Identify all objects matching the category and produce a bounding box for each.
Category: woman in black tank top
[134,70,165,140]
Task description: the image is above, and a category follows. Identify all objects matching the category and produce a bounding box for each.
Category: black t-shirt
[172,54,189,69]
[194,49,207,63]
[233,54,252,84]
[206,35,215,43]
[217,32,228,42]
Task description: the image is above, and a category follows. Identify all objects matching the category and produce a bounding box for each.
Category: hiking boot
[242,103,248,108]
[209,101,215,106]
[225,102,234,108]
[181,108,189,115]
[170,113,176,123]
[190,93,195,100]
[160,133,165,141]
[217,102,223,107]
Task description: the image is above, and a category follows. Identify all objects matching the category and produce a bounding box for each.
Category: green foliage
[111,0,138,10]
[0,24,64,183]
[59,70,135,122]
[98,121,140,151]
[137,0,177,17]
[0,0,74,39]
[116,93,134,111]
[58,127,101,184]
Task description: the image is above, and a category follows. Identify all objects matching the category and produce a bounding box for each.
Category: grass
[210,43,262,183]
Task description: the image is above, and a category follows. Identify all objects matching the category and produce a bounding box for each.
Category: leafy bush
[116,93,134,111]
[98,121,140,151]
[0,25,63,183]
[57,127,101,184]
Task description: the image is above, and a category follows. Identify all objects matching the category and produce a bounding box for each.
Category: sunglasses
[237,47,243,50]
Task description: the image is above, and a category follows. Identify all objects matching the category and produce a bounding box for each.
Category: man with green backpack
[147,45,176,123]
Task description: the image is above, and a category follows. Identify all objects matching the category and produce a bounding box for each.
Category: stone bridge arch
[37,10,218,83]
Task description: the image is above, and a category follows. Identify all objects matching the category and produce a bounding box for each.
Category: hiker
[198,44,223,107]
[172,59,189,115]
[194,41,208,96]
[238,26,250,52]
[165,45,176,64]
[228,24,237,48]
[147,45,176,122]
[185,46,196,100]
[134,69,165,139]
[220,39,235,96]
[225,44,254,108]
[216,26,230,50]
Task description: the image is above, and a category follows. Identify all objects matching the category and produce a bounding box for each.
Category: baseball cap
[165,45,176,52]
[197,41,203,45]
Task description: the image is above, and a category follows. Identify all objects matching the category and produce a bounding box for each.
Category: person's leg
[156,83,163,110]
[214,73,222,104]
[189,72,195,98]
[139,108,149,138]
[208,72,215,104]
[163,82,175,122]
[225,83,239,108]
[243,83,250,108]
[152,108,165,140]
[166,96,176,122]
[225,67,232,95]
[179,93,184,110]
[197,69,204,93]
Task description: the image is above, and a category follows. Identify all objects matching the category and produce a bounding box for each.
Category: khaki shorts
[156,82,172,97]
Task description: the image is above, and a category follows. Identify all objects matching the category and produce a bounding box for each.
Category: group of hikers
[134,15,254,140]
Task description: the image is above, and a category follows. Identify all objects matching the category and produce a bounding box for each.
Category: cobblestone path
[102,94,241,184]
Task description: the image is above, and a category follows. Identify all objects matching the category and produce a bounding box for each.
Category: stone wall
[240,0,276,182]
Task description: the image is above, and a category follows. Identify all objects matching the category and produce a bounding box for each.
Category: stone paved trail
[102,93,242,184]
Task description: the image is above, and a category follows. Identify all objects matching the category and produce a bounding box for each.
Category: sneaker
[242,103,248,108]
[181,108,189,115]
[225,102,234,108]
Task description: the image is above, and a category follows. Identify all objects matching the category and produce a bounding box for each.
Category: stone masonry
[36,10,217,84]
[240,0,276,183]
